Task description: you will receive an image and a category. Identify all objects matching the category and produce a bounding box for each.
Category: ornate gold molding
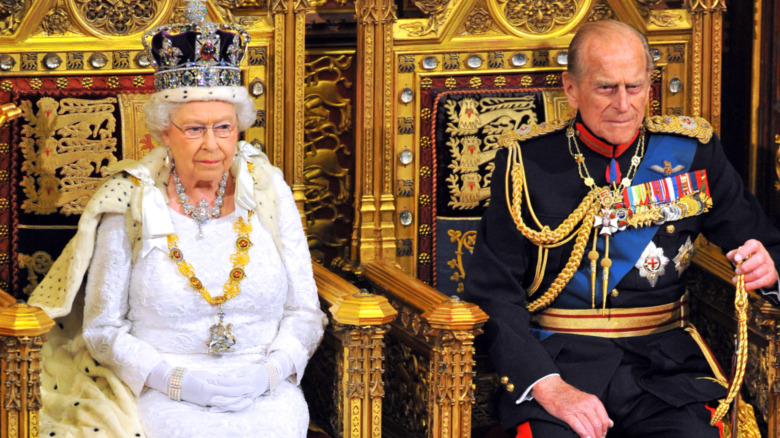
[325,270,396,437]
[0,0,32,36]
[690,12,703,118]
[487,0,594,39]
[0,301,53,438]
[35,0,79,36]
[398,0,452,36]
[364,260,488,437]
[358,0,382,25]
[588,0,615,21]
[428,328,480,438]
[313,263,396,437]
[379,5,397,262]
[356,0,401,264]
[463,6,493,34]
[72,0,158,36]
[687,0,709,12]
[333,323,392,438]
[303,54,355,268]
[0,103,20,126]
[710,10,722,132]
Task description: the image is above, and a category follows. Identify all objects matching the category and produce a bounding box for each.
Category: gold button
[611,288,619,298]
[666,225,675,234]
[500,376,509,385]
[506,383,515,392]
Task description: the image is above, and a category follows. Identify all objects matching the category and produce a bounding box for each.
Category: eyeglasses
[170,121,237,139]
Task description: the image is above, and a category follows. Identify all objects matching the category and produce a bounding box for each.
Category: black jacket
[463,120,780,429]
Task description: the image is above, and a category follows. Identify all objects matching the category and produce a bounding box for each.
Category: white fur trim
[154,85,249,104]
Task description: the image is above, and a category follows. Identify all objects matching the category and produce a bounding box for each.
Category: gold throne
[349,0,779,437]
[0,2,396,438]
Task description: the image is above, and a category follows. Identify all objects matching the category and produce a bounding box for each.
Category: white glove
[268,350,295,380]
[233,362,270,399]
[146,362,253,411]
[231,350,295,399]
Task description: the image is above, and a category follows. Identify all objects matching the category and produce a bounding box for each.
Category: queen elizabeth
[29,2,326,437]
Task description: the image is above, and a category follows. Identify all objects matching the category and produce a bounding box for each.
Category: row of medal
[597,170,711,235]
[596,170,710,288]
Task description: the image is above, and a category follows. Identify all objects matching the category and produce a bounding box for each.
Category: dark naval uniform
[463,114,780,437]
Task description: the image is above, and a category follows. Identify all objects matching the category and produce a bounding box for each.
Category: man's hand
[532,375,612,438]
[726,239,778,290]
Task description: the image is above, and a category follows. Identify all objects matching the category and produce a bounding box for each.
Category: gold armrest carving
[313,262,396,438]
[0,296,54,438]
[363,259,488,438]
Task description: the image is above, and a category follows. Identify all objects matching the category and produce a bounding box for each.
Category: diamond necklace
[172,166,228,238]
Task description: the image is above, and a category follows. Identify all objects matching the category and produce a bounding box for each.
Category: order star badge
[636,241,669,287]
[673,236,695,276]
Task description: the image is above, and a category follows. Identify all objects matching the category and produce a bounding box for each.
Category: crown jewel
[142,0,250,92]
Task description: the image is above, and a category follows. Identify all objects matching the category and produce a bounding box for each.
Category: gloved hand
[231,350,295,399]
[233,362,270,399]
[146,362,253,411]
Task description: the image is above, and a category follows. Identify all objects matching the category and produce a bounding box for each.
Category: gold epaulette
[498,119,568,147]
[644,115,713,144]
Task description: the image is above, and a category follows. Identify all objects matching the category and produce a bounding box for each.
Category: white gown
[81,173,325,438]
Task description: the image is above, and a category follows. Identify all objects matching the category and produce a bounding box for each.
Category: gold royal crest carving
[444,96,537,209]
[19,97,118,215]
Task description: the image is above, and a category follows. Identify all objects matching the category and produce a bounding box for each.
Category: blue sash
[553,134,699,309]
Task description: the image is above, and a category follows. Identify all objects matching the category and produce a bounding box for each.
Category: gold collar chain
[566,120,647,312]
[167,211,254,353]
[566,118,646,204]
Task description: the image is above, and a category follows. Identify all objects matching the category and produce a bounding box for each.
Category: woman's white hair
[143,86,256,142]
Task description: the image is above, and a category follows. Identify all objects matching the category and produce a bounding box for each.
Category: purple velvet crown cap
[141,1,250,93]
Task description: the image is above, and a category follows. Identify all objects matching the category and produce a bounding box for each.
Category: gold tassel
[600,235,611,315]
[588,228,599,309]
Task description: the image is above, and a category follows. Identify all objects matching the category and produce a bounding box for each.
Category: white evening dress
[81,173,325,438]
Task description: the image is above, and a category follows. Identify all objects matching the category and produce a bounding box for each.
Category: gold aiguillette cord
[601,235,611,315]
[589,228,599,308]
[588,228,612,314]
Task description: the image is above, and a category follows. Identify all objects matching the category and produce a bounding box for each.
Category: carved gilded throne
[0,2,397,438]
[342,0,779,436]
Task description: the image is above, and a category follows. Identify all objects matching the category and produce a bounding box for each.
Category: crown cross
[227,36,243,65]
[196,30,221,62]
[160,38,183,67]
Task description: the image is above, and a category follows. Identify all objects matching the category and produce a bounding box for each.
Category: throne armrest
[311,262,397,437]
[363,259,488,438]
[0,289,54,438]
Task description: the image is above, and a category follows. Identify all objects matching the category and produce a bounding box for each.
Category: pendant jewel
[206,304,237,354]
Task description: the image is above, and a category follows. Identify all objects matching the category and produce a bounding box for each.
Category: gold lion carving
[19,97,118,215]
[443,96,537,209]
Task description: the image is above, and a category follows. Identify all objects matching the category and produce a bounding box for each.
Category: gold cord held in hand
[709,265,749,426]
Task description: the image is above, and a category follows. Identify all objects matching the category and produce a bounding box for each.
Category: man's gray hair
[567,20,654,80]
